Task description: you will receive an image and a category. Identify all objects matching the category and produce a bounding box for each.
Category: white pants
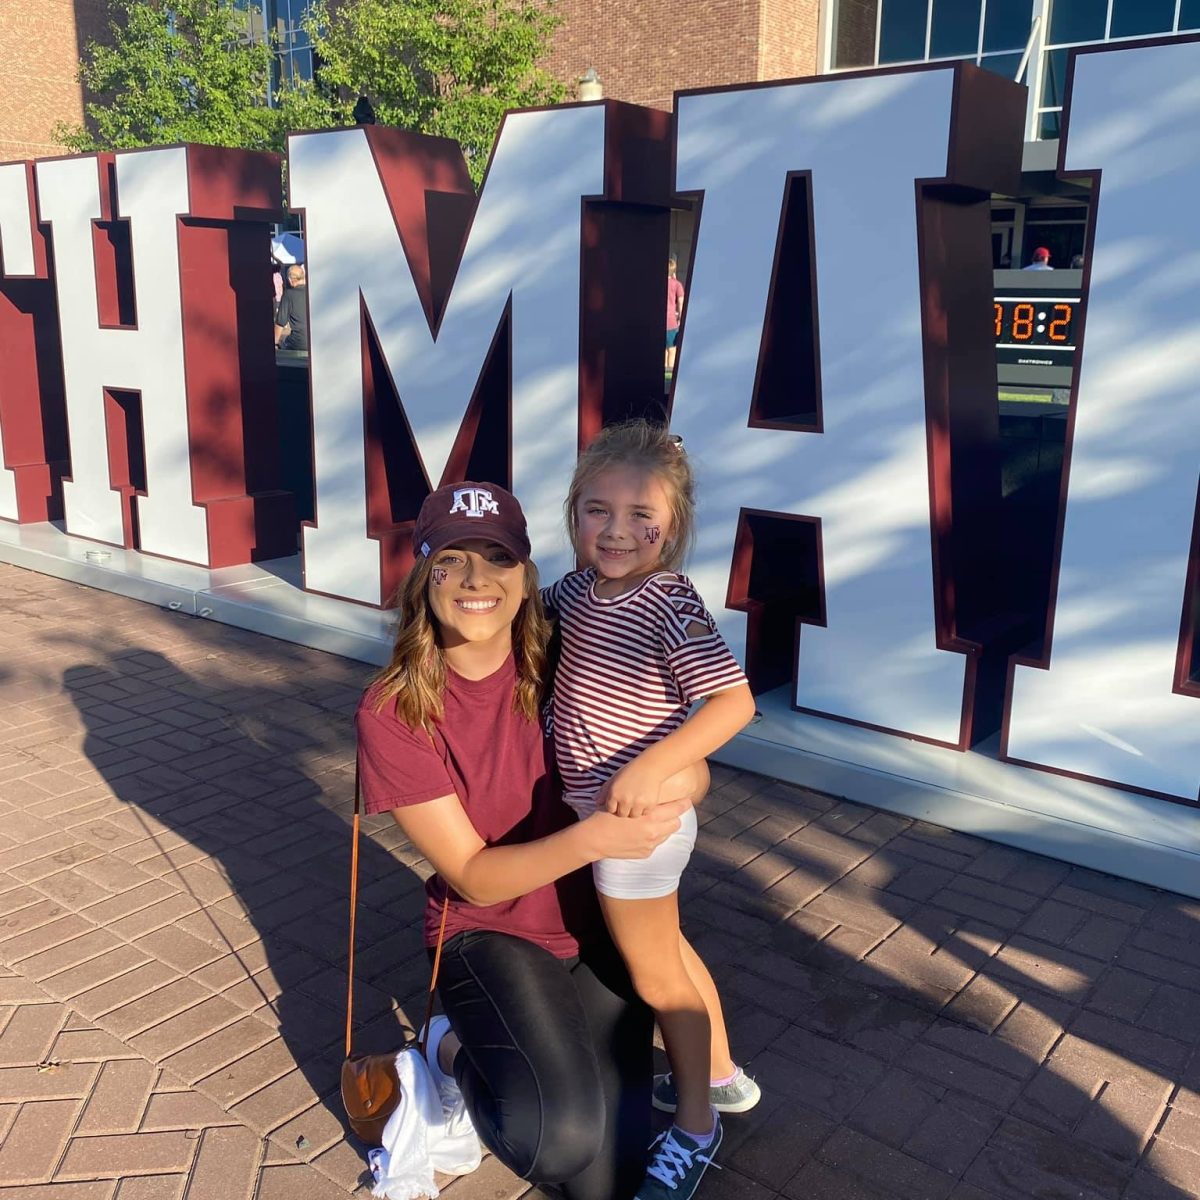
[565,793,697,900]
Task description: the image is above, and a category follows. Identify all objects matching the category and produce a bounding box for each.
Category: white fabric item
[370,1049,443,1200]
[423,1017,483,1176]
[369,1046,483,1200]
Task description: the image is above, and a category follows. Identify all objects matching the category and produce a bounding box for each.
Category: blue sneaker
[635,1117,722,1200]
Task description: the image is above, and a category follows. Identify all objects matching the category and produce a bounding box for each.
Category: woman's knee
[497,1093,605,1183]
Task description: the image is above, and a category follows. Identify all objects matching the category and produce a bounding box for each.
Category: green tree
[298,0,566,181]
[53,0,318,154]
[55,0,566,186]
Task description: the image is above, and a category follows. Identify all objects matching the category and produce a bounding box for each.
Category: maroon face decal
[431,567,449,585]
[644,525,661,544]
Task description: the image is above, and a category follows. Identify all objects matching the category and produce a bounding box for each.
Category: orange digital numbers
[1011,303,1035,341]
[994,303,1003,338]
[1047,303,1071,342]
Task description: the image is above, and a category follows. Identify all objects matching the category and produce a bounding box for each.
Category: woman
[355,480,706,1200]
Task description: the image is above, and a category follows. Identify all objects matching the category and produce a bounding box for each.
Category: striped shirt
[543,569,748,801]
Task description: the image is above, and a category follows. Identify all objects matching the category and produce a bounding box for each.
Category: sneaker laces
[645,1130,722,1189]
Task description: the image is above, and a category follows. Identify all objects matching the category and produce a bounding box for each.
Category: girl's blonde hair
[565,419,696,574]
[371,553,551,732]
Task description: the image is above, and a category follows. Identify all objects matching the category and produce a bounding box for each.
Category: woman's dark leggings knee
[434,930,652,1200]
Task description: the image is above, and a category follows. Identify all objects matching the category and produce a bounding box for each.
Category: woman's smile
[456,597,502,612]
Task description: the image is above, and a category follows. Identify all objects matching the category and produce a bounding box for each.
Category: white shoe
[422,1015,482,1176]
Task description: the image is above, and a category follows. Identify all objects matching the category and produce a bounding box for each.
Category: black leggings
[435,929,652,1200]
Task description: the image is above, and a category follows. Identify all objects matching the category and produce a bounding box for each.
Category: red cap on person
[1033,246,1051,261]
[412,482,532,563]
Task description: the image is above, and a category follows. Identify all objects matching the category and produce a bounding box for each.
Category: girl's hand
[581,798,689,859]
[598,760,666,818]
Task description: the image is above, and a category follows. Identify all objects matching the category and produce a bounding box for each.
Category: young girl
[543,420,760,1200]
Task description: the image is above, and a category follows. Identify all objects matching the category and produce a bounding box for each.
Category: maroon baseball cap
[413,481,531,562]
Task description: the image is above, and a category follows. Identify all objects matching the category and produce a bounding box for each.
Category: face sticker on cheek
[431,567,449,586]
[644,526,661,544]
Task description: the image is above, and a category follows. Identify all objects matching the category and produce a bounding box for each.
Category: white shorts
[564,793,697,900]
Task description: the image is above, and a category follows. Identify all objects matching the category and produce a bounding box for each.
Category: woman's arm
[390,792,691,907]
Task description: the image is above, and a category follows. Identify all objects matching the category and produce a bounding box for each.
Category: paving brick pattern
[1,560,1199,1200]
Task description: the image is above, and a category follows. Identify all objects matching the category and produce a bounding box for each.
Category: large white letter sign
[34,147,294,566]
[0,162,68,524]
[671,65,1024,747]
[1005,37,1200,799]
[291,104,670,606]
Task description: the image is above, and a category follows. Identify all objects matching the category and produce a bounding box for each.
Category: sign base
[3,518,1198,902]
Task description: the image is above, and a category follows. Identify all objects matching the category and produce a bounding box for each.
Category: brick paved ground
[1,559,1199,1199]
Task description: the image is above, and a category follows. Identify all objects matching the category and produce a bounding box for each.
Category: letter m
[289,106,670,605]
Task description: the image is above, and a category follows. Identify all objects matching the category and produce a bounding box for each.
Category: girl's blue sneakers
[635,1118,723,1200]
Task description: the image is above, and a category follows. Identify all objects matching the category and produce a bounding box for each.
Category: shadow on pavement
[61,638,427,1175]
[57,631,1200,1200]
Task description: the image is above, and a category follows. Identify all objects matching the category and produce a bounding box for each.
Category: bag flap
[341,1053,399,1119]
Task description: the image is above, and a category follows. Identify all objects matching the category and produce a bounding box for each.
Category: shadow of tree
[58,634,428,1177]
[48,626,1200,1200]
[681,769,1200,1200]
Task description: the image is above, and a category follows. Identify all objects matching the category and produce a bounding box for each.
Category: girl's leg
[435,930,607,1182]
[679,933,736,1080]
[599,890,713,1136]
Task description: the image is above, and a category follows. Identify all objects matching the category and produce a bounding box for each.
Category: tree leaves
[55,0,566,186]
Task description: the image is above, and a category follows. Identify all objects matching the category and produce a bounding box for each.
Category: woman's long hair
[370,553,551,732]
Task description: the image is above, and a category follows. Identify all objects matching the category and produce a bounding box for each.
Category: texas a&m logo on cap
[449,487,500,518]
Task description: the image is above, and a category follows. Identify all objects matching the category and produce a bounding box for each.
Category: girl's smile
[575,466,674,596]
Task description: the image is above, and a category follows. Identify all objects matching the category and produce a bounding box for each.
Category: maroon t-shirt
[355,655,601,958]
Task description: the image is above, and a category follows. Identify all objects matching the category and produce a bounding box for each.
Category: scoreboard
[992,269,1083,401]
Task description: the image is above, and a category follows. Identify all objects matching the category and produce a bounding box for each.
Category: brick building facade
[0,0,108,162]
[544,0,823,111]
[0,0,826,165]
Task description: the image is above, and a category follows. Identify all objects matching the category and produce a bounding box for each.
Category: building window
[830,0,1034,75]
[274,0,316,83]
[233,0,316,88]
[1047,0,1106,44]
[879,0,931,62]
[929,0,983,59]
[1108,0,1176,37]
[984,0,1036,52]
[1020,203,1088,269]
[833,0,880,68]
[830,0,1200,140]
[1035,0,1200,140]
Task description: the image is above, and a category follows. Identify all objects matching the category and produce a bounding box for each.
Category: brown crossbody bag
[341,762,450,1145]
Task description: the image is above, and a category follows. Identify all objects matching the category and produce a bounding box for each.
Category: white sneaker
[422,1015,482,1176]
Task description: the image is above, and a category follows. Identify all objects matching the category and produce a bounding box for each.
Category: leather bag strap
[346,759,450,1059]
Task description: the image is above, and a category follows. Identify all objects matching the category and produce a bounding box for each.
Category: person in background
[1023,246,1053,271]
[274,264,309,351]
[1070,253,1085,269]
[666,256,685,372]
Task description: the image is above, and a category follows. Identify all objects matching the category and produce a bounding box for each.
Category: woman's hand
[579,797,690,860]
[597,759,666,818]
